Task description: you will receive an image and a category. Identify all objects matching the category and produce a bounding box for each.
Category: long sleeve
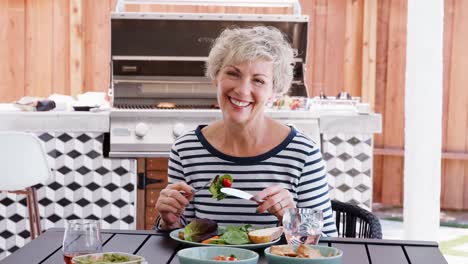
[168,142,195,222]
[296,147,337,237]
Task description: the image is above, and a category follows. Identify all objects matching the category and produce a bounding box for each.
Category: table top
[2,228,447,264]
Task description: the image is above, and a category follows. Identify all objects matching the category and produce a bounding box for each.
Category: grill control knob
[135,123,149,138]
[173,123,185,138]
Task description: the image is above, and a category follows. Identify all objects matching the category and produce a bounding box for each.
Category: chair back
[0,132,51,190]
[332,200,383,239]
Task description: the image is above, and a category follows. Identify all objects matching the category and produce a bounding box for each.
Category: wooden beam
[344,0,363,97]
[25,0,53,98]
[324,0,346,95]
[52,0,70,96]
[70,0,84,96]
[0,0,26,103]
[381,0,407,206]
[374,148,468,160]
[361,0,377,110]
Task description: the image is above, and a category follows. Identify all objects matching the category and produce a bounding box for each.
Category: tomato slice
[222,178,232,187]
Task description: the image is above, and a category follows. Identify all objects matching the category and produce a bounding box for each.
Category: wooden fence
[0,0,467,209]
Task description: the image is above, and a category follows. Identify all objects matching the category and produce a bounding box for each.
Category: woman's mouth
[229,97,252,107]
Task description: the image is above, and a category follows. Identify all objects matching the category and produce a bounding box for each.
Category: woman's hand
[254,185,296,222]
[155,182,194,230]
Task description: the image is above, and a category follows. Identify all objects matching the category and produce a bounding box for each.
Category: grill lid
[111,13,308,61]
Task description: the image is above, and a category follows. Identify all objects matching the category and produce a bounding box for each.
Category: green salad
[73,253,141,264]
[208,174,233,200]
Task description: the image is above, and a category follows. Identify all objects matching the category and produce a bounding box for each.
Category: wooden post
[70,0,84,96]
[361,0,377,110]
[404,0,443,241]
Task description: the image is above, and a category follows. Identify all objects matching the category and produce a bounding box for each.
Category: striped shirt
[167,125,337,237]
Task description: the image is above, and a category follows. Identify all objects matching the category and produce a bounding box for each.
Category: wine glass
[62,219,102,264]
[282,208,324,245]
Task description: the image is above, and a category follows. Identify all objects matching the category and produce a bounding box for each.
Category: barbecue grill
[109,11,319,158]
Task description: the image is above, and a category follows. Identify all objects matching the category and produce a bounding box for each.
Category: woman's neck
[209,117,273,157]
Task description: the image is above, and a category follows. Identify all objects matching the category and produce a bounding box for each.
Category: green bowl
[264,245,342,264]
[177,246,259,264]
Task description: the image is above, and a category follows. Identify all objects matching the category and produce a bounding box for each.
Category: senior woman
[155,26,337,237]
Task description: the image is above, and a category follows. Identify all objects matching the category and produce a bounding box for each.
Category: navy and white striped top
[167,125,337,237]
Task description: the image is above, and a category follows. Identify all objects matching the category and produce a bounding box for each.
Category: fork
[179,175,218,196]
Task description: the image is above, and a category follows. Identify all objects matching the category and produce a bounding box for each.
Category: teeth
[230,97,250,107]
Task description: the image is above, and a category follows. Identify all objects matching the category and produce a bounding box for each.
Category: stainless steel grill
[108,11,319,158]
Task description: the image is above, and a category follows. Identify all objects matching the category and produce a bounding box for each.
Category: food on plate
[177,220,283,245]
[182,218,218,242]
[215,225,251,245]
[208,174,233,200]
[295,244,323,258]
[72,252,137,263]
[213,254,238,261]
[270,245,298,257]
[248,226,283,244]
[270,244,325,258]
[202,235,220,244]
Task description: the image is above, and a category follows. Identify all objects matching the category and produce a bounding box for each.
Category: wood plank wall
[0,0,115,101]
[0,0,467,209]
[373,0,468,210]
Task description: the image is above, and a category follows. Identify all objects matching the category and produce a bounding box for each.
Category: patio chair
[0,132,51,239]
[331,200,383,239]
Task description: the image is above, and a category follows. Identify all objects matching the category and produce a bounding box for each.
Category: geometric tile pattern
[0,132,136,260]
[322,133,374,211]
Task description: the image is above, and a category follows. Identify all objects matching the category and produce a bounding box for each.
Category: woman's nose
[234,79,251,95]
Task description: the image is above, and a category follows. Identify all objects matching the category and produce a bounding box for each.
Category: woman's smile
[228,96,252,108]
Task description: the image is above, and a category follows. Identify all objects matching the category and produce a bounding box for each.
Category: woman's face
[214,59,274,126]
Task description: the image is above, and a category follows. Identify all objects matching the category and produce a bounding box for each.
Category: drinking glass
[282,208,324,245]
[62,219,102,264]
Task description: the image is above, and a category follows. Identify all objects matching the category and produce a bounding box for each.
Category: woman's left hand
[254,185,296,221]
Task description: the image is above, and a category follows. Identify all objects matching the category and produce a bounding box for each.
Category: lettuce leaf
[183,219,218,242]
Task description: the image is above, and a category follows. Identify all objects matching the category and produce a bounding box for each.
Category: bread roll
[248,227,283,244]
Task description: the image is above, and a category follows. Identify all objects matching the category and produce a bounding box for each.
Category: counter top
[319,113,382,134]
[0,110,109,132]
[0,104,381,134]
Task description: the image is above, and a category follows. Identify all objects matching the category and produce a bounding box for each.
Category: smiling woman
[154,26,337,237]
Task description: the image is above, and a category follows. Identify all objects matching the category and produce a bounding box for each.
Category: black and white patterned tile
[0,132,136,260]
[322,133,373,211]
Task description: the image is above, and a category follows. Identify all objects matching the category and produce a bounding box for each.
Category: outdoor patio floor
[375,204,468,263]
[380,219,468,264]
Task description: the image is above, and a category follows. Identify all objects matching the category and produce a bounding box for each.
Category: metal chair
[0,132,51,239]
[331,200,383,239]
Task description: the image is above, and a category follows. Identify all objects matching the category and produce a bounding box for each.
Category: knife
[220,188,264,203]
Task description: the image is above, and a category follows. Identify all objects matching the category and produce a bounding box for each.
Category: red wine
[63,252,93,264]
[63,253,76,264]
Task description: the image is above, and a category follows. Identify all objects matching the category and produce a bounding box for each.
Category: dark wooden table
[2,228,448,264]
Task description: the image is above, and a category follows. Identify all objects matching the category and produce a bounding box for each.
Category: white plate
[169,228,280,249]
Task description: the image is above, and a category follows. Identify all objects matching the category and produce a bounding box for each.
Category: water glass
[62,219,102,264]
[282,208,324,245]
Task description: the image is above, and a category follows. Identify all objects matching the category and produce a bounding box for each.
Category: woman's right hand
[156,182,194,229]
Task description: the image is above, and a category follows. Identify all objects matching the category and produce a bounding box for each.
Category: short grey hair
[206,26,296,95]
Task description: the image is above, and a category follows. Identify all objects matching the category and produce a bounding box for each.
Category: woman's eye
[254,79,265,85]
[226,71,239,77]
